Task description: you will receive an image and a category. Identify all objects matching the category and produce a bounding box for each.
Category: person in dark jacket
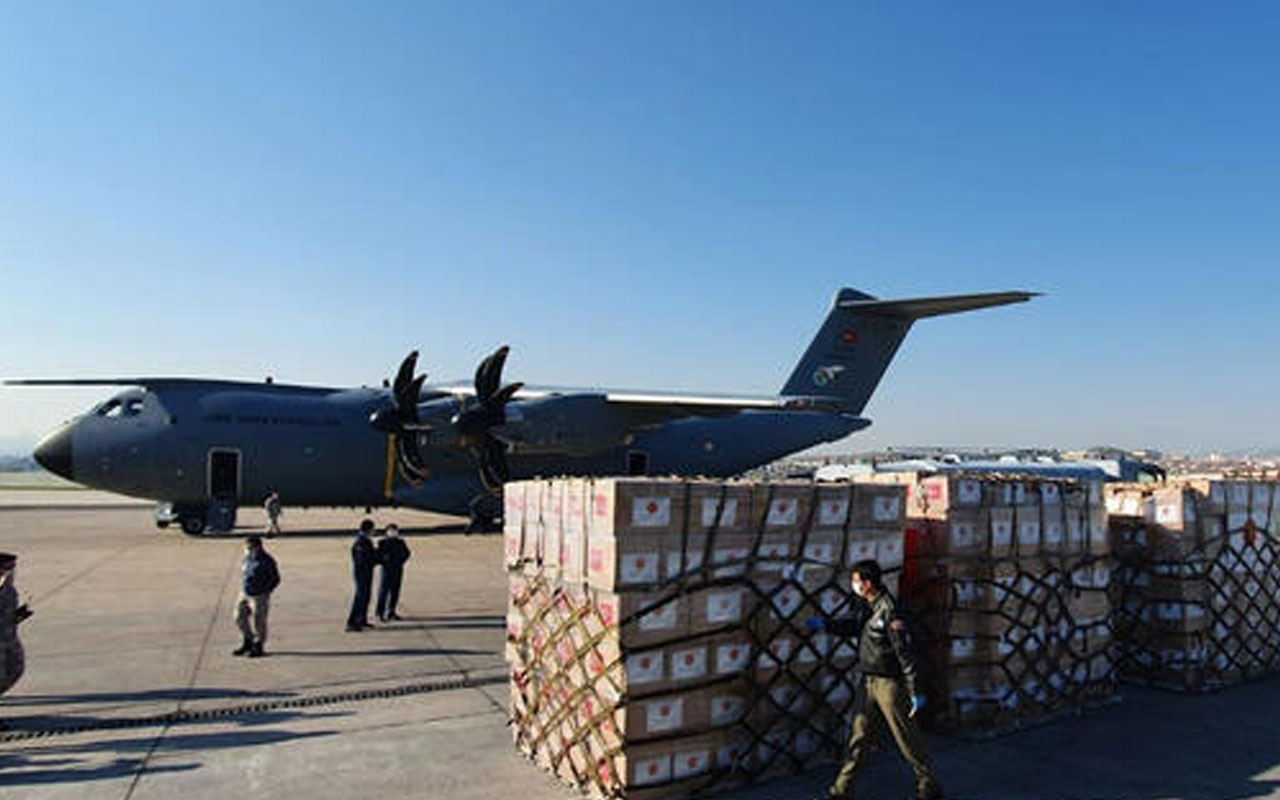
[808,559,942,800]
[1,553,31,707]
[375,524,411,622]
[346,519,378,631]
[233,535,280,658]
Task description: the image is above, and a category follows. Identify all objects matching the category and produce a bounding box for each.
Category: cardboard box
[812,483,854,530]
[542,480,564,577]
[523,480,548,564]
[504,481,528,568]
[589,477,690,539]
[752,481,814,534]
[587,532,668,592]
[665,536,708,582]
[619,690,711,741]
[798,531,842,588]
[594,590,688,649]
[989,508,1015,556]
[913,475,984,518]
[1147,486,1199,533]
[1014,505,1041,557]
[688,585,754,634]
[561,478,588,583]
[939,509,990,556]
[709,533,758,579]
[852,483,906,527]
[709,634,754,678]
[688,481,755,534]
[874,530,905,568]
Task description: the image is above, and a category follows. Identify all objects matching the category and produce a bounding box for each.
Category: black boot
[232,636,253,656]
[248,640,264,658]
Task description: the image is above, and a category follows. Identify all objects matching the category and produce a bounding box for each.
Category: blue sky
[2,3,1278,455]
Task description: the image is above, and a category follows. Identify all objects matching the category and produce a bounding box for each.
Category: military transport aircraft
[11,287,1034,533]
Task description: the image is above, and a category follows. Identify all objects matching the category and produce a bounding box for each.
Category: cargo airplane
[11,288,1034,533]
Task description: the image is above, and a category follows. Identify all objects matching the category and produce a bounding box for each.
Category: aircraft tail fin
[780,288,1037,413]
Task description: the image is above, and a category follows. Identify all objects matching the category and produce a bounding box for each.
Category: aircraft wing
[4,377,336,394]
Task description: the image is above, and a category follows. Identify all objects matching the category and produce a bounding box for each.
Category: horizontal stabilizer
[838,290,1038,319]
[781,286,1038,413]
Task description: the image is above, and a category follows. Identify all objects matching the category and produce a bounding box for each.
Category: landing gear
[153,503,177,531]
[466,493,502,535]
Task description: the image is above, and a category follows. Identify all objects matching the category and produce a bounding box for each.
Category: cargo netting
[886,473,1120,735]
[505,478,903,799]
[1108,480,1280,691]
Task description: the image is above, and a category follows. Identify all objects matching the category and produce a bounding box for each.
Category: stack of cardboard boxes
[1106,479,1280,690]
[504,477,906,799]
[859,472,1115,732]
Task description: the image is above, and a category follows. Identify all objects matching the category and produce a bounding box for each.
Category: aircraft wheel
[180,516,207,536]
[156,520,170,530]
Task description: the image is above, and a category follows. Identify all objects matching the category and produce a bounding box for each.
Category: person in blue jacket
[233,535,280,658]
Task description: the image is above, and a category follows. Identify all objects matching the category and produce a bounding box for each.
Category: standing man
[375,524,411,622]
[0,553,31,704]
[264,490,282,537]
[233,535,280,658]
[808,559,942,800]
[346,519,377,631]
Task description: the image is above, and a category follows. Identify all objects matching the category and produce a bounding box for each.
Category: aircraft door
[206,449,241,533]
[627,450,649,476]
[209,450,241,499]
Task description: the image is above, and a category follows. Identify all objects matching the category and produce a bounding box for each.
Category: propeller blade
[492,381,523,407]
[401,374,427,418]
[474,345,510,404]
[393,351,419,401]
[396,433,429,485]
[478,435,509,492]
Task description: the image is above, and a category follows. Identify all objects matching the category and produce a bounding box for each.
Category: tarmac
[0,495,1278,800]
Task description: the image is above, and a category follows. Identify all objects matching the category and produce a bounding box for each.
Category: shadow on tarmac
[210,524,492,539]
[362,614,505,631]
[0,711,349,787]
[704,679,1280,800]
[3,686,290,707]
[269,647,492,658]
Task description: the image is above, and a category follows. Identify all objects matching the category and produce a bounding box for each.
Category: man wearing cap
[807,558,942,800]
[233,536,280,658]
[1,553,31,701]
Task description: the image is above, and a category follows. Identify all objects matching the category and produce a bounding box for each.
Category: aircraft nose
[34,425,74,480]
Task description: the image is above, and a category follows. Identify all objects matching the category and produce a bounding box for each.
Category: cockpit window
[95,396,144,419]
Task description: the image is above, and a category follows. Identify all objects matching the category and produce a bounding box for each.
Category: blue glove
[909,694,926,718]
[805,615,826,632]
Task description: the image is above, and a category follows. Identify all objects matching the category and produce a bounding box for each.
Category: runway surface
[0,497,1277,799]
